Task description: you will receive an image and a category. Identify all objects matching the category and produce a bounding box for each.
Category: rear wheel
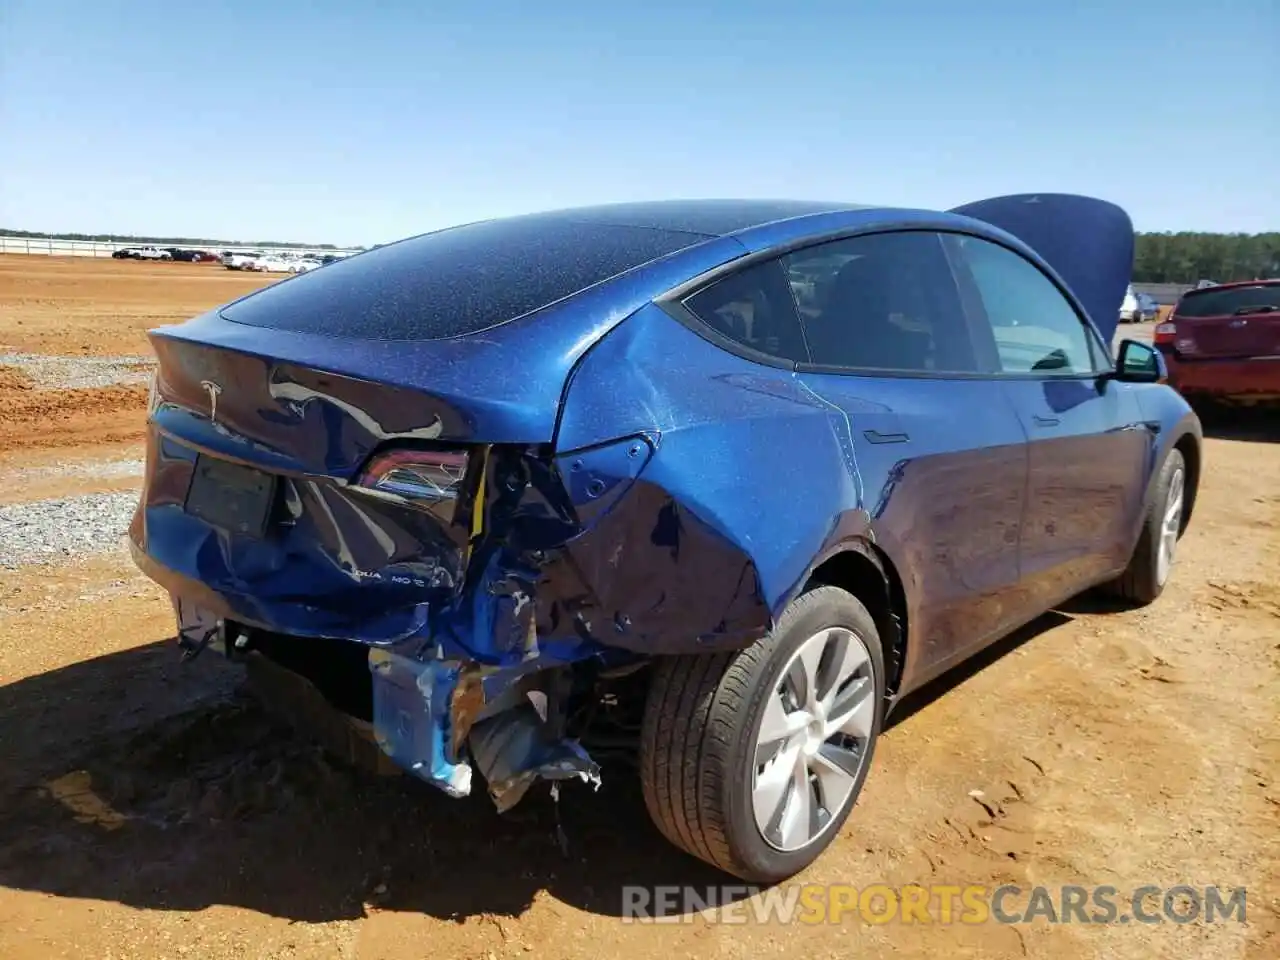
[1105,448,1186,604]
[639,585,884,882]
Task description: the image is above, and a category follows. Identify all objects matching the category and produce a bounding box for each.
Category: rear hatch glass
[220,216,706,341]
[1175,283,1280,358]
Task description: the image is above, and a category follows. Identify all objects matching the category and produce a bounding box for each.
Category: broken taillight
[356,449,469,518]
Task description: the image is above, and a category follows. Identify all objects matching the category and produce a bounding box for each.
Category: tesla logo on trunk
[200,380,222,424]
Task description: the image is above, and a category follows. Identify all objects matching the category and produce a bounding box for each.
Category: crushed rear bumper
[161,589,602,810]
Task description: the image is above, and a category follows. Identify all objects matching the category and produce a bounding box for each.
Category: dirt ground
[0,257,272,462]
[0,255,1276,959]
[0,255,272,357]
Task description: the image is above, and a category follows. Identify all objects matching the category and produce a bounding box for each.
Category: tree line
[1133,232,1279,284]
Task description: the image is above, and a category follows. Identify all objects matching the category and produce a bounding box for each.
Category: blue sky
[2,0,1276,245]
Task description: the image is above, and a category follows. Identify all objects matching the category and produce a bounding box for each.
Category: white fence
[0,234,362,259]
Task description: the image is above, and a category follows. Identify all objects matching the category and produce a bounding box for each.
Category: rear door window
[782,231,985,374]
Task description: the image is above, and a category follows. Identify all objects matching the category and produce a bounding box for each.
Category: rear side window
[1175,284,1280,318]
[221,218,704,340]
[782,231,982,373]
[682,259,811,363]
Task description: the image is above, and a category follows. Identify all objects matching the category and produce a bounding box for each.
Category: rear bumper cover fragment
[367,644,600,807]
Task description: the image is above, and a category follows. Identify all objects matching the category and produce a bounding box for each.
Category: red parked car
[1155,279,1280,408]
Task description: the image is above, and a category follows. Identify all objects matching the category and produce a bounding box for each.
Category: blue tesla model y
[131,194,1202,882]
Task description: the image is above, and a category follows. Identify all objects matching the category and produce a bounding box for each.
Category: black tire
[639,585,885,883]
[1105,448,1187,604]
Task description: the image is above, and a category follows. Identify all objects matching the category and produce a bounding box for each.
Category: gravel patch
[0,352,155,390]
[0,491,139,568]
[0,457,145,484]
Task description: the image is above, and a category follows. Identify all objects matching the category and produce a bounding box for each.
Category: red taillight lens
[1153,320,1177,345]
[356,449,469,518]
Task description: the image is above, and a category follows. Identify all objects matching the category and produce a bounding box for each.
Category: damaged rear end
[130,213,763,810]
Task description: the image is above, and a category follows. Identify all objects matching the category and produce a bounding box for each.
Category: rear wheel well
[807,545,908,695]
[1172,433,1200,532]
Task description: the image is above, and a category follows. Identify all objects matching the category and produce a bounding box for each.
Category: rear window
[220,217,704,340]
[1175,284,1280,319]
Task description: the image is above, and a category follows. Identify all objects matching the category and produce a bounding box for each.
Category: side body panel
[795,373,1031,687]
[558,304,1042,693]
[1000,378,1155,604]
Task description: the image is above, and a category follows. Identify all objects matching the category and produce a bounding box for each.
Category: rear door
[945,233,1154,604]
[782,230,1033,677]
[1171,283,1280,359]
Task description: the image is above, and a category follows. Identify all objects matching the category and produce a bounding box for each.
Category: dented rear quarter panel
[553,302,1034,694]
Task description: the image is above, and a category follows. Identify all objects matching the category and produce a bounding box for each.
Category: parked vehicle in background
[288,258,322,274]
[245,254,293,273]
[113,246,171,261]
[223,251,261,270]
[1196,279,1217,289]
[133,246,172,261]
[1156,279,1280,408]
[131,194,1201,884]
[1119,284,1143,323]
[1136,291,1159,322]
[167,248,221,263]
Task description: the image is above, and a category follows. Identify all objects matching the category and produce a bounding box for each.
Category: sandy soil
[0,255,1276,959]
[0,255,272,356]
[0,257,272,464]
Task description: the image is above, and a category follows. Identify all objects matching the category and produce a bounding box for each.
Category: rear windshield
[1175,284,1280,318]
[220,217,704,340]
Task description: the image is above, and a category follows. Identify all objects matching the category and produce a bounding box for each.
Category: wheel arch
[1171,429,1201,533]
[804,539,909,697]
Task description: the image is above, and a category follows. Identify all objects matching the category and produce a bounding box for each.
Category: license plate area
[184,455,277,538]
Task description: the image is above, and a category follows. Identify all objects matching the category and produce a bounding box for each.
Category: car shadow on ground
[0,609,1077,924]
[1195,406,1280,444]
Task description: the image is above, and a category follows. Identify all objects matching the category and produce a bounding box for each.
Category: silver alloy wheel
[1156,466,1185,586]
[751,626,877,852]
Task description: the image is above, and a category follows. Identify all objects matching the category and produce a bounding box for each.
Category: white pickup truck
[222,251,261,270]
[133,246,172,261]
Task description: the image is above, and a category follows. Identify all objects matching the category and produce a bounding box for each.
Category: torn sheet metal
[467,698,601,813]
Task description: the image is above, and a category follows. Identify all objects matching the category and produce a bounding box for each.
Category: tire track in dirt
[0,378,147,455]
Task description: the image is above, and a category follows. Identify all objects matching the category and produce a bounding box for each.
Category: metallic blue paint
[129,196,1200,805]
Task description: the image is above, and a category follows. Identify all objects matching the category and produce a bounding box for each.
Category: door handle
[863,429,909,444]
[1032,415,1060,427]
